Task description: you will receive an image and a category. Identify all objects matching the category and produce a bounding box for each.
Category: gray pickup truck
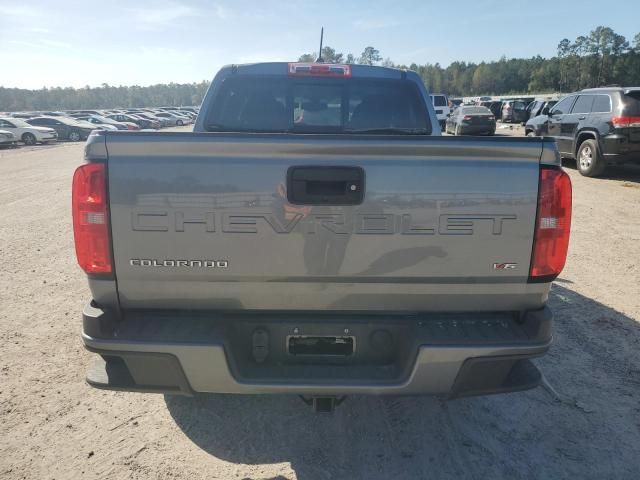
[74,62,572,411]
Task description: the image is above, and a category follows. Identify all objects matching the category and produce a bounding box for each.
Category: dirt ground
[1,132,639,480]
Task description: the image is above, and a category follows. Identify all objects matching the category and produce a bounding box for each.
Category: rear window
[623,91,640,115]
[431,95,447,107]
[463,107,492,114]
[591,95,611,113]
[206,76,430,134]
[571,95,594,114]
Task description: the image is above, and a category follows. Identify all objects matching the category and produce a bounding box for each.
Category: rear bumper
[601,134,640,163]
[459,125,496,135]
[82,303,552,398]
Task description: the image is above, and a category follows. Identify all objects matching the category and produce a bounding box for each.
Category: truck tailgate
[103,132,547,312]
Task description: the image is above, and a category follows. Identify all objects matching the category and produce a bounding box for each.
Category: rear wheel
[68,131,81,142]
[176,119,184,126]
[22,133,36,145]
[526,131,535,137]
[577,139,606,177]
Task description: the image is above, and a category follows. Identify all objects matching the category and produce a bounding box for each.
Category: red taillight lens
[288,63,352,77]
[611,115,640,127]
[72,163,112,274]
[529,167,572,282]
[462,115,472,121]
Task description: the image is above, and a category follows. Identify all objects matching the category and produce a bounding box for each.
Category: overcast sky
[1,0,638,89]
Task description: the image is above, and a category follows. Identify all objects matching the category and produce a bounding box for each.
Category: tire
[526,131,536,137]
[577,139,606,177]
[176,119,184,126]
[22,133,37,145]
[68,131,81,142]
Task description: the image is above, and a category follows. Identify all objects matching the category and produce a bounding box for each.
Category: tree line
[298,27,640,96]
[0,81,210,112]
[1,26,638,112]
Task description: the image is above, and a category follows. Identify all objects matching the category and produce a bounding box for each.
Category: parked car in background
[153,111,191,126]
[127,111,170,127]
[26,116,95,141]
[107,113,159,129]
[177,107,199,115]
[501,100,528,123]
[69,110,102,116]
[430,94,449,130]
[0,117,58,145]
[445,106,496,135]
[525,100,557,122]
[134,114,163,128]
[69,119,117,131]
[480,101,504,120]
[160,109,192,121]
[77,115,139,131]
[172,110,197,120]
[39,111,67,117]
[10,112,38,119]
[73,118,117,131]
[0,129,17,147]
[525,87,640,176]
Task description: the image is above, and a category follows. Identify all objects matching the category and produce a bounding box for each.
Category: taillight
[611,116,640,127]
[72,163,112,275]
[462,115,472,121]
[288,63,352,77]
[529,167,572,282]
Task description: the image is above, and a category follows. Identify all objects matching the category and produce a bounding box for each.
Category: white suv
[430,94,450,130]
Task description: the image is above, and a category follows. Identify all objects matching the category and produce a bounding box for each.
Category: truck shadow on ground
[165,284,640,480]
[563,159,640,184]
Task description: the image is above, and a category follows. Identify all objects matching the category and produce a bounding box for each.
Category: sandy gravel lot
[1,133,639,480]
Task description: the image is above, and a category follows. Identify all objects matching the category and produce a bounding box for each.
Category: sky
[1,0,638,89]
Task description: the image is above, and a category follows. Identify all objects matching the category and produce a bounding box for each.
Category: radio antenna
[316,27,324,63]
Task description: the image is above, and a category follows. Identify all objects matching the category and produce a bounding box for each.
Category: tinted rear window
[463,107,492,114]
[623,91,640,115]
[591,95,611,113]
[206,76,430,134]
[571,95,594,114]
[432,95,447,107]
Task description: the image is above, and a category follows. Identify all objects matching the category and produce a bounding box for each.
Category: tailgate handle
[287,166,365,205]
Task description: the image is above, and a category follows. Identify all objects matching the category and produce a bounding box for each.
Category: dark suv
[501,100,528,123]
[525,100,557,122]
[525,87,640,176]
